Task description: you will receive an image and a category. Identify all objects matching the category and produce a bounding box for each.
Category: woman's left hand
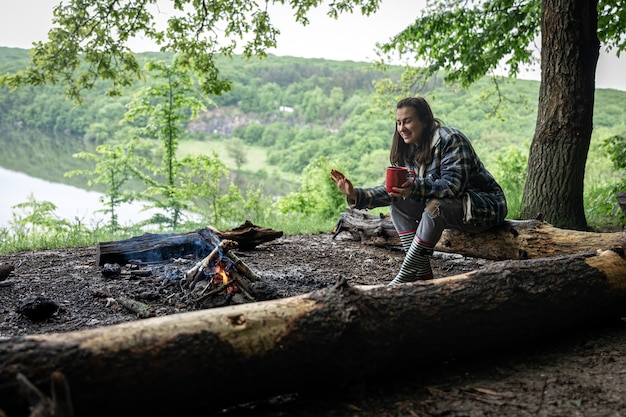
[389,180,413,199]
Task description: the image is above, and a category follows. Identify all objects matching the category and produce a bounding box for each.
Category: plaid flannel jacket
[351,126,508,227]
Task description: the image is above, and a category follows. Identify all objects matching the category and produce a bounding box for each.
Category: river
[0,166,152,228]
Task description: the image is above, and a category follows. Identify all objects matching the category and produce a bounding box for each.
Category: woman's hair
[390,97,442,166]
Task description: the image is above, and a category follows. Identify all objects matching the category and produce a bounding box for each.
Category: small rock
[17,296,60,321]
[101,263,122,278]
[0,264,15,281]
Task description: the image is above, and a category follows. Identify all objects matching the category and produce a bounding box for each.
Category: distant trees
[66,143,140,229]
[65,58,237,229]
[226,137,248,173]
[0,0,625,230]
[0,0,382,100]
[0,49,392,136]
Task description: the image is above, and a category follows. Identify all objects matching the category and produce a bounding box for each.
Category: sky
[0,0,624,91]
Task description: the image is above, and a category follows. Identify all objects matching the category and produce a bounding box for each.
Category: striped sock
[398,230,416,252]
[389,237,434,284]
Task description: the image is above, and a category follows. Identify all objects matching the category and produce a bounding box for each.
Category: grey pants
[389,197,494,245]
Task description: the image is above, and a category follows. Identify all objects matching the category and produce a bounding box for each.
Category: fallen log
[211,220,284,250]
[333,208,625,260]
[95,227,220,266]
[1,249,625,417]
[95,222,282,266]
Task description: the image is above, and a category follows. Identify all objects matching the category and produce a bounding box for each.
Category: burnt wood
[95,222,283,266]
[0,250,625,416]
[215,220,284,250]
[333,208,625,260]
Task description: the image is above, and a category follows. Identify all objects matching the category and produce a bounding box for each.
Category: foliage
[240,183,275,225]
[0,0,383,101]
[180,153,236,224]
[7,195,81,235]
[602,134,626,186]
[489,145,529,219]
[0,194,148,255]
[0,49,404,151]
[586,134,626,228]
[0,194,92,253]
[123,58,217,228]
[225,137,248,172]
[597,0,626,51]
[0,0,625,230]
[379,0,541,88]
[376,0,624,91]
[585,184,626,231]
[276,156,350,219]
[2,48,626,246]
[65,142,141,229]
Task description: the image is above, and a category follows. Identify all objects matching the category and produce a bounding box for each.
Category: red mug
[386,167,415,193]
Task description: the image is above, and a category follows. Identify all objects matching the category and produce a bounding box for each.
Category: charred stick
[184,244,221,281]
[224,249,260,282]
[186,268,206,290]
[116,297,154,318]
[17,370,75,417]
[229,270,256,301]
[184,240,236,281]
[193,279,237,304]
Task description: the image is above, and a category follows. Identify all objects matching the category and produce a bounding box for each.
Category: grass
[178,138,301,193]
[1,204,622,256]
[0,210,339,255]
[177,139,267,171]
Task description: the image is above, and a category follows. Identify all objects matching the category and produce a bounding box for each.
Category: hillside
[1,46,625,196]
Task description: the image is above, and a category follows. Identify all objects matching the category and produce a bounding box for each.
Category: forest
[1,2,626,415]
[1,46,625,233]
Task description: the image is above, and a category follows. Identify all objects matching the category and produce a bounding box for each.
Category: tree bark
[1,250,625,417]
[618,191,626,218]
[334,208,625,260]
[520,0,600,230]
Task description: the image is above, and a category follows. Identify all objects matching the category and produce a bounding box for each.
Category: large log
[95,222,283,266]
[333,208,625,260]
[1,249,625,417]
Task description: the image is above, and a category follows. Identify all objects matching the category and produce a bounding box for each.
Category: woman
[330,97,508,284]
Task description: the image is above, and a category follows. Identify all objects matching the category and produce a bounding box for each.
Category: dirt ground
[1,231,626,417]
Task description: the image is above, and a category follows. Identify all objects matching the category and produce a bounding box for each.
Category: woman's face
[396,106,425,145]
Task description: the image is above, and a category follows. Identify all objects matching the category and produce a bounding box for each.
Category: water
[0,166,152,228]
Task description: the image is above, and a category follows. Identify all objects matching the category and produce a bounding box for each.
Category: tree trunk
[333,209,625,260]
[1,250,625,417]
[618,191,626,218]
[520,0,600,230]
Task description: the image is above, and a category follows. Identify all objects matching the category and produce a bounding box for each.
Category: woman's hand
[330,169,356,200]
[389,180,413,199]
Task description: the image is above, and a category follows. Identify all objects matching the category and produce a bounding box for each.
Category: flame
[218,265,229,285]
[214,262,235,293]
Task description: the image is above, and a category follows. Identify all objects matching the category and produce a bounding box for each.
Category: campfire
[181,239,258,303]
[94,224,276,313]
